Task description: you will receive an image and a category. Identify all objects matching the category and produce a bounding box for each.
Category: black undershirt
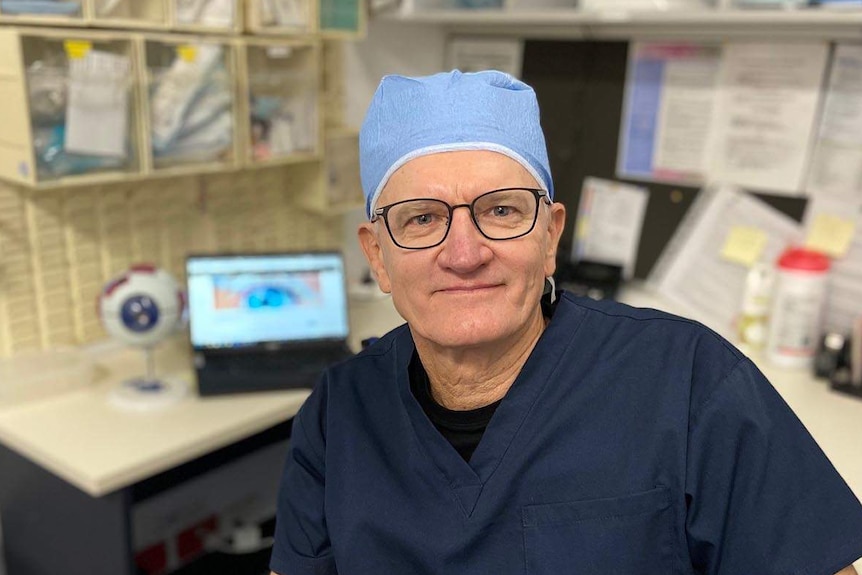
[409,294,558,463]
[409,354,501,463]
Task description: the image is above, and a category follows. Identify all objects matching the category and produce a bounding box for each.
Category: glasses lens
[387,199,451,248]
[473,189,538,239]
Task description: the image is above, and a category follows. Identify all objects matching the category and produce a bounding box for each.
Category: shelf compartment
[239,38,321,166]
[245,0,317,35]
[171,0,243,34]
[141,36,240,174]
[90,0,170,29]
[0,27,143,187]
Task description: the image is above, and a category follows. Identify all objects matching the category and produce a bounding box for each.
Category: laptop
[186,251,354,396]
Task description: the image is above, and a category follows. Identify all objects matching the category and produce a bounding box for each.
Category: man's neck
[411,310,547,411]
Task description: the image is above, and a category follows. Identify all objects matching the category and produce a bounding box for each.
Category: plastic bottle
[766,247,831,369]
[737,262,774,353]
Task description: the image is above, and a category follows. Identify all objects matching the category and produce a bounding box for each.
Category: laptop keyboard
[204,346,351,376]
[232,350,342,374]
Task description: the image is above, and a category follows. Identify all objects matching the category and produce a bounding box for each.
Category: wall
[0,165,342,358]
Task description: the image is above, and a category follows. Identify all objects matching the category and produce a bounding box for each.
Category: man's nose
[438,206,491,271]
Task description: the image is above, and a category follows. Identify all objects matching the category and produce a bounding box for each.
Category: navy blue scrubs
[270,292,862,575]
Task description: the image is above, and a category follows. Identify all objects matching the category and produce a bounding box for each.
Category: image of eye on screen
[186,253,349,349]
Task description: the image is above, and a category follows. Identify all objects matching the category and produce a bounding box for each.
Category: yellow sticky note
[64,40,92,60]
[806,214,856,258]
[177,45,197,63]
[720,226,767,268]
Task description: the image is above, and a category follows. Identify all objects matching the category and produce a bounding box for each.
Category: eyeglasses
[371,187,551,250]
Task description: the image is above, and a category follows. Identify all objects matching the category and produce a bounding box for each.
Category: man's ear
[543,202,567,279]
[358,222,392,294]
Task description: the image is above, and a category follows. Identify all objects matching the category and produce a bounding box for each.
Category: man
[270,70,862,575]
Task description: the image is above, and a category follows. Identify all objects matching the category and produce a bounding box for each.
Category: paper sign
[64,40,92,60]
[807,44,862,201]
[618,42,722,185]
[708,42,829,195]
[720,226,768,268]
[805,214,856,258]
[572,177,649,279]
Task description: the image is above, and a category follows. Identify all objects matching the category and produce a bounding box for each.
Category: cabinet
[0,417,296,575]
[0,14,347,190]
[0,27,141,187]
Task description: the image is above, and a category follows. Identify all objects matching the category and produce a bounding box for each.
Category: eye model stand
[98,265,189,412]
[107,345,189,412]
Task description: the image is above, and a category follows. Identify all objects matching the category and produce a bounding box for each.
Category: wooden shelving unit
[0,0,361,225]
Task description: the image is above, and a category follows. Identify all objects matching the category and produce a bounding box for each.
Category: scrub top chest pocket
[522,486,675,575]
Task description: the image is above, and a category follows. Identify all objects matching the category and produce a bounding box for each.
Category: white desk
[0,296,404,500]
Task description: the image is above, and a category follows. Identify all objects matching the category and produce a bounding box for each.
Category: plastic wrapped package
[0,0,82,16]
[34,124,125,177]
[26,58,67,125]
[149,43,235,167]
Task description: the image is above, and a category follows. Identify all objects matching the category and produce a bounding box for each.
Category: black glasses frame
[371,187,551,250]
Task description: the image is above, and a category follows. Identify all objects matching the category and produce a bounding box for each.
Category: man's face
[358,150,566,350]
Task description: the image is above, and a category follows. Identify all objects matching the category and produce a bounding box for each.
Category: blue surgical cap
[359,70,554,219]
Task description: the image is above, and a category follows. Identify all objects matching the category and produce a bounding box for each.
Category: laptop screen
[186,252,350,350]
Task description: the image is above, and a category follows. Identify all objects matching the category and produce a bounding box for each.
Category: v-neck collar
[395,294,586,517]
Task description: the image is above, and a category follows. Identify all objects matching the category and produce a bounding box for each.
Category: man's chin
[415,320,510,350]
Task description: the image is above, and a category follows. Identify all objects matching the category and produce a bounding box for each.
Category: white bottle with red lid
[766,247,831,369]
